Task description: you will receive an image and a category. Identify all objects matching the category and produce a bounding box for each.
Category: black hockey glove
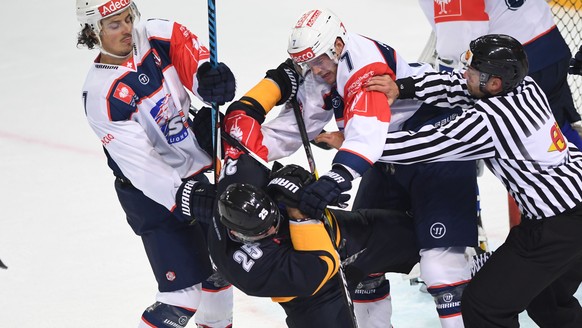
[176,179,216,224]
[299,166,352,220]
[265,59,300,105]
[190,106,225,158]
[266,164,314,208]
[197,62,236,105]
[569,45,582,76]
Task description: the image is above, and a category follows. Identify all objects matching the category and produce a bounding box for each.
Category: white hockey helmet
[76,0,140,34]
[287,9,347,71]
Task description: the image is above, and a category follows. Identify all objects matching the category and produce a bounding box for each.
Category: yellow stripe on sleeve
[241,79,281,114]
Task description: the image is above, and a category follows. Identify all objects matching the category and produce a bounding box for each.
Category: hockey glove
[569,45,582,76]
[190,106,225,159]
[176,179,216,224]
[266,164,314,208]
[265,59,300,105]
[299,166,352,220]
[197,62,236,105]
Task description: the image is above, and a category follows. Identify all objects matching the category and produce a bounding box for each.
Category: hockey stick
[290,99,359,328]
[418,30,437,67]
[207,0,221,184]
[0,258,7,269]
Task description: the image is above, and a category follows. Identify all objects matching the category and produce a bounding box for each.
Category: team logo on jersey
[433,0,489,23]
[112,82,136,105]
[548,122,567,152]
[434,0,461,16]
[138,74,150,85]
[165,271,176,281]
[150,94,189,144]
[430,222,447,239]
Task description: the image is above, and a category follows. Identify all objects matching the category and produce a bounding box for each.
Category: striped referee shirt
[381,71,582,220]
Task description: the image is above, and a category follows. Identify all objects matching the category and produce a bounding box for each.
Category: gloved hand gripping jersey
[176,179,216,224]
[299,166,353,220]
[266,164,314,208]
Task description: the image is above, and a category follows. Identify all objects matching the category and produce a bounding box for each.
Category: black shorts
[114,178,212,292]
[353,161,478,249]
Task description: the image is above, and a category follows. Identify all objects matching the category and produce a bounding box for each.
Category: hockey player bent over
[209,151,420,328]
[76,1,234,326]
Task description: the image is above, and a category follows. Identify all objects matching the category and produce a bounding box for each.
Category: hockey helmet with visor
[287,9,347,74]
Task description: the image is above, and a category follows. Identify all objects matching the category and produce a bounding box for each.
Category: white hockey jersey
[419,0,571,72]
[260,33,433,177]
[81,19,212,214]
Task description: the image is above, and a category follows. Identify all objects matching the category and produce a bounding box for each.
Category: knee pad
[427,282,467,319]
[140,302,195,328]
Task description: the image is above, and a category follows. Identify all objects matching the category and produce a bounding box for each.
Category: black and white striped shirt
[381,71,582,220]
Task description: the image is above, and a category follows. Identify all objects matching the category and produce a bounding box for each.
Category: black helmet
[218,183,281,242]
[469,34,528,93]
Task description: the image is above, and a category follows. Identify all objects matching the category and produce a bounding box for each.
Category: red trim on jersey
[342,62,393,124]
[337,148,375,166]
[168,22,210,91]
[523,25,557,45]
[223,110,270,161]
[434,0,489,24]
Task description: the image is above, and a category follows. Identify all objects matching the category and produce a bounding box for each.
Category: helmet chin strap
[478,72,494,97]
[95,31,134,60]
[99,46,133,60]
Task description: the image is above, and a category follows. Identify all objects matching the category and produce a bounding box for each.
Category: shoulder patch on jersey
[113,82,136,105]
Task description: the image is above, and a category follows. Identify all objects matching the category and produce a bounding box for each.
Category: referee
[368,34,582,327]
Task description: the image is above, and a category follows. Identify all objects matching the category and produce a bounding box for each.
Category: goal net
[550,0,582,113]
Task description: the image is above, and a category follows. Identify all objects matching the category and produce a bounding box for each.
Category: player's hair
[77,24,99,49]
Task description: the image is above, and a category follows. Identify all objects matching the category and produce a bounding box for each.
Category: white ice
[0,1,579,327]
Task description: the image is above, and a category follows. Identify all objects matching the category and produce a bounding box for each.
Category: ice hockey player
[377,33,582,328]
[287,8,479,327]
[209,149,420,328]
[76,0,235,326]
